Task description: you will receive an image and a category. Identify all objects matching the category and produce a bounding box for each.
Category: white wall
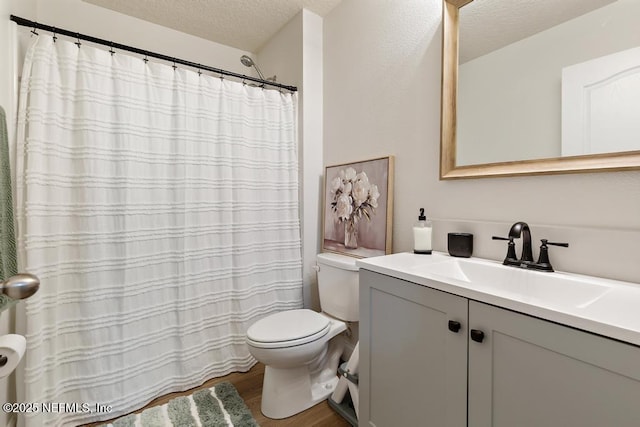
[258,9,324,310]
[299,11,323,310]
[11,0,252,75]
[457,0,640,165]
[324,0,640,284]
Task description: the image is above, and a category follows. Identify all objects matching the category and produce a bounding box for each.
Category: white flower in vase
[330,166,380,249]
[335,193,353,221]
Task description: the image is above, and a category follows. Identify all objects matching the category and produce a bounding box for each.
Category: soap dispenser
[413,208,432,254]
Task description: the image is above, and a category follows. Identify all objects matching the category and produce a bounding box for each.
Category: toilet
[246,252,359,419]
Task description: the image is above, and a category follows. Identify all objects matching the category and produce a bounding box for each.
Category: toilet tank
[316,252,359,322]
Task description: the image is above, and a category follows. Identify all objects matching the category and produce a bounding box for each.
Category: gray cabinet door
[360,270,468,427]
[468,301,640,427]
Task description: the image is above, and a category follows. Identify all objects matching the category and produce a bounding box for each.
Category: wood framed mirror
[440,0,640,179]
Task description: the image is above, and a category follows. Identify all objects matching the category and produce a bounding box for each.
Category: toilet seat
[247,309,331,349]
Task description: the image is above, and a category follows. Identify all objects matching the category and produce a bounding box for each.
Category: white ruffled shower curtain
[14,35,302,426]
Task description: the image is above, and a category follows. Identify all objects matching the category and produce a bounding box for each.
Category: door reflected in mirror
[440,0,640,179]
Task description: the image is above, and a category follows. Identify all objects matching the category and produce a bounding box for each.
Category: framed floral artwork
[322,156,394,258]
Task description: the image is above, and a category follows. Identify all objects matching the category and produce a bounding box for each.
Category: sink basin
[357,252,640,346]
[410,257,612,309]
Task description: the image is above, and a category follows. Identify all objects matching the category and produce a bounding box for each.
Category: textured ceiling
[460,0,616,63]
[82,0,616,60]
[82,0,343,52]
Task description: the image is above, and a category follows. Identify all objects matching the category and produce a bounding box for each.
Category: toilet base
[261,365,340,419]
[260,337,345,419]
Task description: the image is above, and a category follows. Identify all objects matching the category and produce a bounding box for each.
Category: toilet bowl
[246,253,359,419]
[247,309,347,419]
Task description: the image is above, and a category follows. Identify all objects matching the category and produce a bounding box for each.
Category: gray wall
[323,0,640,284]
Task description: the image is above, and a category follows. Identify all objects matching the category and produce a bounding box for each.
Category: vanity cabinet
[468,300,640,427]
[359,269,468,427]
[360,270,640,427]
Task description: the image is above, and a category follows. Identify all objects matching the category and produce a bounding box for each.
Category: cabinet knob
[470,329,485,343]
[448,320,461,333]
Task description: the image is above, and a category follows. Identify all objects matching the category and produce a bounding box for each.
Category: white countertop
[356,252,640,347]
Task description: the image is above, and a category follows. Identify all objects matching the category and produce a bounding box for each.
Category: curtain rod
[9,15,298,93]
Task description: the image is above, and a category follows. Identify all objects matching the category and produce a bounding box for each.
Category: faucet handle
[492,236,519,266]
[534,239,569,272]
[542,239,569,248]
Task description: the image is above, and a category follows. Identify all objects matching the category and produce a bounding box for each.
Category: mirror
[440,0,640,179]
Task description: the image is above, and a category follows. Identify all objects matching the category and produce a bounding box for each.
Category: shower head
[240,55,254,68]
[239,55,266,81]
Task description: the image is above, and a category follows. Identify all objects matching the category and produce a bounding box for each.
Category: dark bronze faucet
[508,222,533,264]
[493,222,568,272]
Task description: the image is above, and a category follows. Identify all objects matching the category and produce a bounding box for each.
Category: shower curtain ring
[52,28,57,42]
[109,42,115,56]
[30,24,38,36]
[75,33,81,48]
[197,64,202,76]
[143,53,148,63]
[172,61,177,70]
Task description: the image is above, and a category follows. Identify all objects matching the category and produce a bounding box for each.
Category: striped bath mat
[101,382,258,426]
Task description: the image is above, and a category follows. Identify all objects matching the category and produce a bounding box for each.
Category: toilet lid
[246,309,330,348]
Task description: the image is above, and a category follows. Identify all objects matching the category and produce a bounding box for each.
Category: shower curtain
[14,35,302,427]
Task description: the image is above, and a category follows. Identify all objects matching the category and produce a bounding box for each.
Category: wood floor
[82,363,351,427]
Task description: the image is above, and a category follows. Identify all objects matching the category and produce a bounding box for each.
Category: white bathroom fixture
[357,251,640,426]
[358,251,640,346]
[246,252,359,419]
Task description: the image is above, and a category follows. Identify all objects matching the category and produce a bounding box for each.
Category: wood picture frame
[440,0,640,179]
[322,156,394,258]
